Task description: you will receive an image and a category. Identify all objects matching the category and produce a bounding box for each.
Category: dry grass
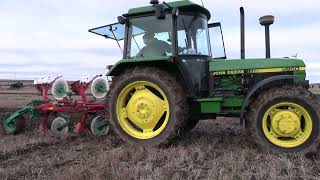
[0,118,319,180]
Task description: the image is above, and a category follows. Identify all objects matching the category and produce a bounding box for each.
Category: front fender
[107,56,171,76]
[106,56,198,97]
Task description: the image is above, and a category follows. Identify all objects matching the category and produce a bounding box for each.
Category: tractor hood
[209,58,306,75]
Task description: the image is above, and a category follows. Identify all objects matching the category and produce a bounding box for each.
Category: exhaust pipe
[150,0,159,4]
[259,15,275,58]
[240,7,245,59]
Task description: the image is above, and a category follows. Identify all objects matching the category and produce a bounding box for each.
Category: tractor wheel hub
[136,102,151,119]
[126,87,165,128]
[271,110,300,136]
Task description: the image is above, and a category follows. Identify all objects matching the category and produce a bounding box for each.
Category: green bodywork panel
[294,71,306,82]
[209,58,305,72]
[196,98,223,113]
[210,58,306,84]
[222,98,243,107]
[196,97,243,114]
[107,56,170,76]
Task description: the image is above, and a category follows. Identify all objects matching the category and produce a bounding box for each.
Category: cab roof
[125,0,211,20]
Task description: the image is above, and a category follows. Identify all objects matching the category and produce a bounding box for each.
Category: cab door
[208,23,226,59]
[175,15,212,97]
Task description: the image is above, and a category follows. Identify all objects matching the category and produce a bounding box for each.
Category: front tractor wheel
[109,67,188,146]
[247,86,320,153]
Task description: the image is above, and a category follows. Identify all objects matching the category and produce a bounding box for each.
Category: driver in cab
[136,32,172,57]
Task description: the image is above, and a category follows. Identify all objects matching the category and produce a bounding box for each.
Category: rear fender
[240,75,296,125]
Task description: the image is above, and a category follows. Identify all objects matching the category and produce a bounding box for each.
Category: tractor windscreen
[177,15,210,56]
[89,23,125,52]
[127,15,173,58]
[89,23,125,40]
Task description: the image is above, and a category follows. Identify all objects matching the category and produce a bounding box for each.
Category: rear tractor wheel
[247,86,320,153]
[109,67,188,146]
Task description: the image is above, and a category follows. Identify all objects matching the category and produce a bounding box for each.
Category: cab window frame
[174,11,212,59]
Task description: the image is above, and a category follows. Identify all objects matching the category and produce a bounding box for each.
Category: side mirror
[117,16,127,25]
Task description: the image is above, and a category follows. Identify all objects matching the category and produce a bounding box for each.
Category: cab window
[127,15,173,58]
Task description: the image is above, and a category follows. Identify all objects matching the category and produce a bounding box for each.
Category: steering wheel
[180,48,196,55]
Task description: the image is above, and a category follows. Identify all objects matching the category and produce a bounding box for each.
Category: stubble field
[0,80,320,180]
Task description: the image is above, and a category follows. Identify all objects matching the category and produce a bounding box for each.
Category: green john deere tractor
[89,0,320,153]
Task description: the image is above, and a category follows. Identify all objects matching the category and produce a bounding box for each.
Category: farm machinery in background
[1,75,110,135]
[10,81,23,89]
[88,0,320,154]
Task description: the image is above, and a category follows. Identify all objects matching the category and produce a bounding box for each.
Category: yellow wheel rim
[116,81,170,139]
[262,102,313,148]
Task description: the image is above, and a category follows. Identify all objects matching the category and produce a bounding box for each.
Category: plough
[1,75,110,135]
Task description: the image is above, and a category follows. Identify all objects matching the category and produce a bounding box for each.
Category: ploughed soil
[0,117,320,180]
[0,81,320,179]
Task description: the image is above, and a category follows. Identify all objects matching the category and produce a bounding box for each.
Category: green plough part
[1,100,45,134]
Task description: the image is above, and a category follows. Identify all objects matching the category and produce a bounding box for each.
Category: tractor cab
[89,0,226,96]
[90,0,225,59]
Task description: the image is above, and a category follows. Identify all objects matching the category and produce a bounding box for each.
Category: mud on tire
[246,86,320,153]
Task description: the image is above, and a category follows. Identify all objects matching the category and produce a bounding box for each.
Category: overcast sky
[0,0,319,82]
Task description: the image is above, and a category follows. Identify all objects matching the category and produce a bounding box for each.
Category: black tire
[181,118,199,133]
[246,86,320,153]
[180,104,200,133]
[108,67,188,146]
